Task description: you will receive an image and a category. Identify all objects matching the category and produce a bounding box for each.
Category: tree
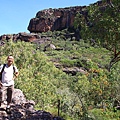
[74,0,120,71]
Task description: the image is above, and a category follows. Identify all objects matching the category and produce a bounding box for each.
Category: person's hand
[13,72,19,80]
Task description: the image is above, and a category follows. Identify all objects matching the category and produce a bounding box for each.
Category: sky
[0,0,99,36]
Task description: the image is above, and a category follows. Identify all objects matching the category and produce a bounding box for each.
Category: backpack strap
[0,64,6,81]
[1,64,6,74]
[0,64,16,81]
[1,64,15,73]
[13,66,15,73]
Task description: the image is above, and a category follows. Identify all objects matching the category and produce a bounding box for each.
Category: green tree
[74,0,120,70]
[69,75,90,119]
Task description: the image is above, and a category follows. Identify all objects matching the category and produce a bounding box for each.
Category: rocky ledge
[0,89,64,120]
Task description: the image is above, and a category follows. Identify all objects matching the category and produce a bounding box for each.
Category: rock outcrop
[27,0,114,33]
[0,32,40,43]
[27,6,85,33]
[0,89,64,120]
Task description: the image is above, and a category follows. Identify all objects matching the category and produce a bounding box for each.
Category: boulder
[0,89,63,120]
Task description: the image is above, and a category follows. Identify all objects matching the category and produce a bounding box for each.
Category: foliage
[74,0,120,70]
[0,41,69,111]
[89,108,120,120]
[0,36,120,119]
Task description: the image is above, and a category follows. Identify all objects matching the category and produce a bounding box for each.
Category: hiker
[0,55,19,111]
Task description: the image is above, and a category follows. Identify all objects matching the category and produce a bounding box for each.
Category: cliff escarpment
[27,6,86,33]
[27,0,114,33]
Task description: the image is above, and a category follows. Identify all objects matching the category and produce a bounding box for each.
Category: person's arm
[13,65,19,80]
[13,72,19,80]
[15,72,19,77]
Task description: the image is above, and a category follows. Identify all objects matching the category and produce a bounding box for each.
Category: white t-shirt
[0,64,18,86]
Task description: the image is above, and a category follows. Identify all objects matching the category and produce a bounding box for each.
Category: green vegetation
[0,37,120,119]
[74,0,120,71]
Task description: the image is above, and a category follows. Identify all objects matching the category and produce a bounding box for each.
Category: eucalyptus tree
[74,0,120,71]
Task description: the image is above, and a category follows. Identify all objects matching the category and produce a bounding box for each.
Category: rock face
[27,6,85,33]
[27,0,113,33]
[0,89,64,120]
[0,32,40,42]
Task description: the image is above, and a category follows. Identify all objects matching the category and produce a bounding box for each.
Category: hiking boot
[6,106,11,114]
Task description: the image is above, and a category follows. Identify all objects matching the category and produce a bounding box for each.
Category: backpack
[0,64,15,81]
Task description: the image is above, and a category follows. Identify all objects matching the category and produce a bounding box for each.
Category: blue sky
[0,0,98,35]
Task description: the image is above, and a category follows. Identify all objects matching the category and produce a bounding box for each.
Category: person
[0,55,19,111]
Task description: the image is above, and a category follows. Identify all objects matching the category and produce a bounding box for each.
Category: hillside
[0,31,120,119]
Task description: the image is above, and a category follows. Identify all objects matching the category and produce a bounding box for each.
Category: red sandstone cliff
[27,0,113,33]
[27,6,86,33]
